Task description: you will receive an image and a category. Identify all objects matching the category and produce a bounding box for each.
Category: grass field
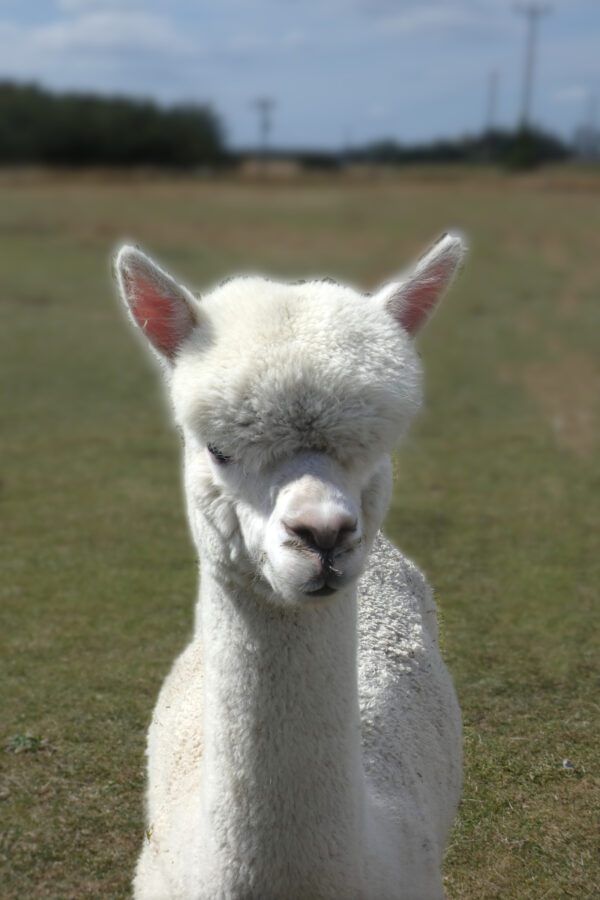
[1,168,599,899]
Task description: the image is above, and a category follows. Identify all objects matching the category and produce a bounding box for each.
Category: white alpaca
[115,233,466,900]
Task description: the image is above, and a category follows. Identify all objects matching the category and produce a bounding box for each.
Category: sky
[0,0,598,150]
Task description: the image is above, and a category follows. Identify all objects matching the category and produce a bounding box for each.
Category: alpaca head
[115,234,465,607]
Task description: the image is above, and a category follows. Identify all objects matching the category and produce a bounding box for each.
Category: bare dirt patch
[521,352,600,458]
[557,266,600,317]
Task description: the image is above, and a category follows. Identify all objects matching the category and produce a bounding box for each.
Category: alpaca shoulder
[358,531,439,662]
[357,533,461,847]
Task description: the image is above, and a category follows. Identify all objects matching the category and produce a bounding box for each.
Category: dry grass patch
[501,352,600,458]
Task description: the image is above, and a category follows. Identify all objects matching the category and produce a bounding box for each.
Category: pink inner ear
[397,258,453,334]
[124,270,195,359]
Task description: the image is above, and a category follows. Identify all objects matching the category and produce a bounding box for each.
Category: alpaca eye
[207,444,231,465]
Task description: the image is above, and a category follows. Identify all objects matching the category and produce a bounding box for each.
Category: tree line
[0,80,573,170]
[0,81,224,166]
[345,127,570,169]
[237,128,572,172]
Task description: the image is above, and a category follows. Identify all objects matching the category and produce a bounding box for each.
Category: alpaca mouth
[306,584,338,597]
[308,584,337,597]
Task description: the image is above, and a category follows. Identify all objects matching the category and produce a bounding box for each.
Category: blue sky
[0,0,598,149]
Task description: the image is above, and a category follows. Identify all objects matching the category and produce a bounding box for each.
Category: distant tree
[345,126,571,169]
[505,126,569,170]
[574,124,600,161]
[0,81,225,167]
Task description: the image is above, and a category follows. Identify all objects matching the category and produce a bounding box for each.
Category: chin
[263,566,356,609]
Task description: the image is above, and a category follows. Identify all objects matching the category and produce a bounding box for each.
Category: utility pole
[342,127,353,166]
[252,98,276,164]
[485,69,499,134]
[586,89,598,134]
[483,70,499,161]
[577,89,600,160]
[514,4,551,129]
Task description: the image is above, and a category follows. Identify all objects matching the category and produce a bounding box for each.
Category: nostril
[283,517,358,552]
[290,525,322,549]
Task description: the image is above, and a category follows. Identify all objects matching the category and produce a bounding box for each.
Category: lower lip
[306,585,337,597]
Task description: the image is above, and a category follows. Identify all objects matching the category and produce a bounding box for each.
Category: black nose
[283,517,357,553]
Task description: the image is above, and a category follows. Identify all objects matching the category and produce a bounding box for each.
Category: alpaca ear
[114,245,198,361]
[375,233,466,335]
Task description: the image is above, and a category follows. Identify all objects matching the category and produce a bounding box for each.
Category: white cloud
[373,4,508,37]
[57,0,147,9]
[0,9,203,104]
[33,11,196,56]
[223,27,312,56]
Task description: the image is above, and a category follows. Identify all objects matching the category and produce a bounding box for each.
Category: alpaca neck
[195,560,368,892]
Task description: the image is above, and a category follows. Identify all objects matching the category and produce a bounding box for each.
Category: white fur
[115,235,465,899]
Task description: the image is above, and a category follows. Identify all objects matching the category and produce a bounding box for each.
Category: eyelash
[207,444,231,465]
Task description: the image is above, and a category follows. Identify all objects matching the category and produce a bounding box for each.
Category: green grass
[1,168,599,898]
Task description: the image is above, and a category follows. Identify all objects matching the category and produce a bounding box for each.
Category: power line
[514,3,552,129]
